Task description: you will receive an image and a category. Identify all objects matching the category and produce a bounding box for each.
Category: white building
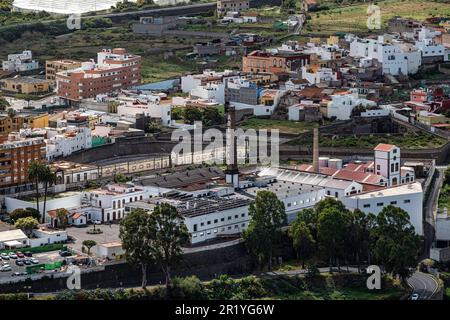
[0,229,28,249]
[86,183,148,222]
[342,182,423,235]
[2,50,39,72]
[301,66,339,85]
[190,82,225,104]
[181,70,237,93]
[116,99,172,127]
[46,126,92,160]
[326,93,377,120]
[349,35,421,75]
[373,143,401,186]
[29,229,68,247]
[125,197,251,244]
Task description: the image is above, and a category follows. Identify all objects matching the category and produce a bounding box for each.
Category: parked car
[15,259,24,266]
[0,265,11,272]
[59,251,72,257]
[12,272,22,277]
[1,253,9,260]
[16,252,24,258]
[23,259,31,265]
[8,253,17,259]
[24,251,32,257]
[92,220,102,225]
[30,258,39,264]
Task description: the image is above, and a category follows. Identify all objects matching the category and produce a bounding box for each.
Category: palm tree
[41,166,56,224]
[28,161,44,216]
[56,208,69,230]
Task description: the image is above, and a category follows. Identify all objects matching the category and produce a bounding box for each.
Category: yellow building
[0,113,49,135]
[417,111,450,126]
[1,76,50,95]
[46,59,82,85]
[327,36,340,46]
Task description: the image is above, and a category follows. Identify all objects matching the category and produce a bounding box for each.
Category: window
[193,224,197,232]
[214,219,218,224]
[228,216,231,220]
[200,222,204,226]
[207,221,211,225]
[390,201,397,205]
[241,213,245,218]
[363,204,370,208]
[377,202,384,207]
[404,199,411,204]
[221,218,225,222]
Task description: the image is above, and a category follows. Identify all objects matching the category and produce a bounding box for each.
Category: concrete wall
[0,241,252,294]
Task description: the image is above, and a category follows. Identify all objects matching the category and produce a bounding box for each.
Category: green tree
[370,205,422,284]
[150,203,190,293]
[114,173,128,183]
[28,161,45,216]
[202,107,223,126]
[82,240,97,256]
[119,208,155,288]
[14,217,39,236]
[288,219,316,268]
[0,96,9,111]
[243,191,287,271]
[317,206,351,272]
[345,209,374,272]
[41,165,56,224]
[9,208,40,223]
[55,208,69,230]
[183,107,203,124]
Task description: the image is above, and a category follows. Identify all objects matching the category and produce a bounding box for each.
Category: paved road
[407,271,440,300]
[423,166,445,257]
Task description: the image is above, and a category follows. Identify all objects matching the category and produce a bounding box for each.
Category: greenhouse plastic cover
[12,0,137,14]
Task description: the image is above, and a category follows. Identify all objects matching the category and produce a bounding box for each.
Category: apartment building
[242,50,310,75]
[0,112,49,135]
[0,132,46,187]
[1,76,50,94]
[46,126,92,160]
[217,0,250,16]
[56,48,141,103]
[2,50,39,72]
[45,59,83,85]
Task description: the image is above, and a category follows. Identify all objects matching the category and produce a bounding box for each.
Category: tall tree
[119,208,156,288]
[150,203,190,293]
[288,219,316,268]
[345,209,373,272]
[243,190,287,271]
[28,161,45,216]
[317,206,351,272]
[370,205,422,284]
[41,166,56,224]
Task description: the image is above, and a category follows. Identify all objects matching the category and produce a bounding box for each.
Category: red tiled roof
[374,143,395,152]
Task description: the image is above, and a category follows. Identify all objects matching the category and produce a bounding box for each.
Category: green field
[305,0,450,35]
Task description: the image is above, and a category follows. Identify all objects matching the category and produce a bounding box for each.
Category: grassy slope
[306,0,450,35]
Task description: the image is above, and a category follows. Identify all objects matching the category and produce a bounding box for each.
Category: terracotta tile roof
[374,143,396,152]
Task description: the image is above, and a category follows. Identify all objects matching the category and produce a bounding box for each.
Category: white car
[93,220,102,225]
[411,293,420,300]
[30,258,39,264]
[8,253,17,259]
[0,265,11,272]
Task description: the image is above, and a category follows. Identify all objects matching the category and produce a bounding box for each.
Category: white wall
[5,193,82,216]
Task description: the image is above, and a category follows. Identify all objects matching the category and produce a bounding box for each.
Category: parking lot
[0,250,65,279]
[67,224,121,254]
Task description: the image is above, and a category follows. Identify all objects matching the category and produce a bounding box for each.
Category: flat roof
[348,182,422,199]
[0,229,27,242]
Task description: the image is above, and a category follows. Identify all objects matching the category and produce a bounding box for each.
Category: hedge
[0,243,64,255]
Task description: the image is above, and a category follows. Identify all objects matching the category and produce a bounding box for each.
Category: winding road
[407,271,440,300]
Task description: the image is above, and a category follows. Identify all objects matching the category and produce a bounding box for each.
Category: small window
[377,202,384,207]
[363,204,370,208]
[404,199,411,204]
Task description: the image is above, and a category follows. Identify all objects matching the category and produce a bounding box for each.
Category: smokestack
[225,103,239,189]
[312,127,319,173]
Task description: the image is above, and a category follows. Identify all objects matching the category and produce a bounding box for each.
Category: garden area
[438,167,450,213]
[288,131,447,149]
[240,118,320,135]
